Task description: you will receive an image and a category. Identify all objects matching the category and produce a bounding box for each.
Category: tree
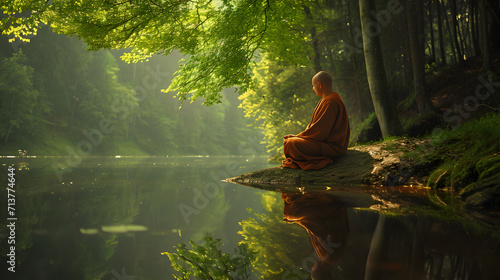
[407,0,433,114]
[1,0,312,106]
[0,51,50,142]
[479,0,491,71]
[358,0,402,137]
[450,0,464,64]
[239,56,316,158]
[435,0,447,65]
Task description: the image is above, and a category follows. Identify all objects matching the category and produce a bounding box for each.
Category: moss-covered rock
[349,113,382,145]
[225,150,374,190]
[463,173,500,211]
[476,155,500,180]
[460,155,500,211]
[427,165,451,189]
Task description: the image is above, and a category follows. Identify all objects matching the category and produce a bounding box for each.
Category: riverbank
[0,130,149,157]
[226,113,500,216]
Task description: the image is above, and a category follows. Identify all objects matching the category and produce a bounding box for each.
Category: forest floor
[402,55,500,135]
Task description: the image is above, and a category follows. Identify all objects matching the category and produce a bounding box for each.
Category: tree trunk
[470,0,482,57]
[456,2,467,59]
[464,2,473,58]
[444,1,458,64]
[358,0,402,137]
[418,0,426,55]
[436,0,447,65]
[407,0,432,114]
[480,0,491,71]
[450,0,464,64]
[428,0,436,63]
[347,0,368,117]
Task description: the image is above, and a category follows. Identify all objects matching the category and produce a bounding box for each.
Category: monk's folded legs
[282,137,333,170]
[283,137,322,160]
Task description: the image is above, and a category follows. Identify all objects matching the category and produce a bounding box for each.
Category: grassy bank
[403,113,499,209]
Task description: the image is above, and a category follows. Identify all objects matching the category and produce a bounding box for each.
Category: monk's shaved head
[312,71,333,88]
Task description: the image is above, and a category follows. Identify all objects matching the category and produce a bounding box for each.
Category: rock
[225,150,374,190]
[224,148,441,209]
[464,173,500,211]
[351,114,382,144]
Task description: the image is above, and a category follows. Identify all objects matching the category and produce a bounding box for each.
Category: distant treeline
[0,27,261,156]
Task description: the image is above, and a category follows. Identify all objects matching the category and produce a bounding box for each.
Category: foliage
[164,233,256,280]
[349,112,381,145]
[237,0,371,155]
[0,50,50,141]
[1,0,313,106]
[239,56,317,158]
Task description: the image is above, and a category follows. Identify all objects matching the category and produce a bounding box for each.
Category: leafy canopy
[1,0,314,105]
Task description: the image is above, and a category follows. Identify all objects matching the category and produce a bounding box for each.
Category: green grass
[405,113,500,192]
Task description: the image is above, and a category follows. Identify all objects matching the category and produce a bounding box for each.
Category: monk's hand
[283,134,295,140]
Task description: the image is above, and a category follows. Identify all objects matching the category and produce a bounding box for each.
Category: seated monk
[282,71,350,170]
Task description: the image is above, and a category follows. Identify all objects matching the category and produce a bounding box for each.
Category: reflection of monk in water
[282,193,349,280]
[282,71,350,170]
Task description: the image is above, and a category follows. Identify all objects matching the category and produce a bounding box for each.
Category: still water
[1,156,499,279]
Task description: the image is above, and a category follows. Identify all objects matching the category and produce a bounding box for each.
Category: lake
[1,156,499,279]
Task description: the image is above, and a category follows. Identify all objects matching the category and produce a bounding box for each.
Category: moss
[460,160,500,198]
[349,112,382,146]
[476,155,500,180]
[397,93,416,113]
[427,164,452,189]
[226,150,374,191]
[381,137,410,153]
[462,173,500,211]
[407,113,499,191]
[403,111,442,137]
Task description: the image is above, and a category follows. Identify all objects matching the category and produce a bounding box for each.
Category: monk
[282,71,350,170]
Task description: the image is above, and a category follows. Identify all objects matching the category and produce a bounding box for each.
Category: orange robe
[282,92,350,170]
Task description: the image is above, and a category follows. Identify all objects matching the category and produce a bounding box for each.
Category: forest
[0,29,259,156]
[1,0,499,158]
[1,1,500,279]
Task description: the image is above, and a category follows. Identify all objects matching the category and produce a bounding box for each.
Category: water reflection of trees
[238,190,500,279]
[365,214,500,280]
[0,164,140,279]
[239,192,314,279]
